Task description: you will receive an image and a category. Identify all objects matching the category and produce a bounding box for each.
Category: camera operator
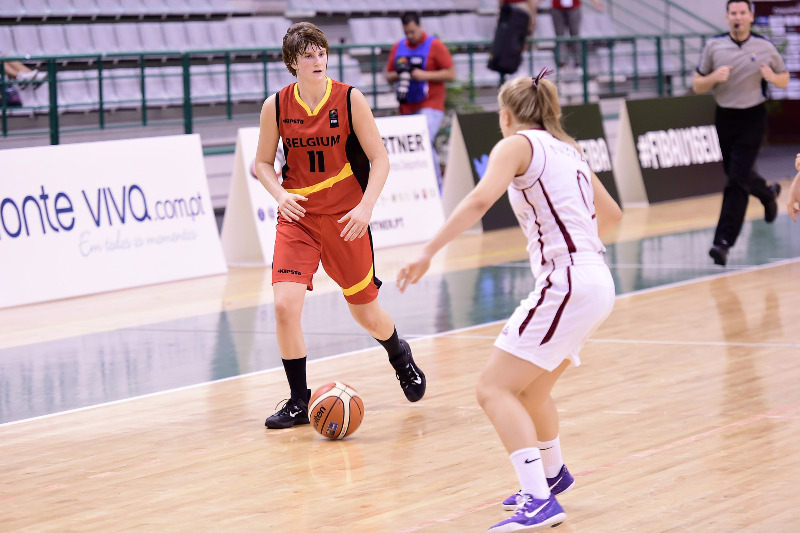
[386,12,456,191]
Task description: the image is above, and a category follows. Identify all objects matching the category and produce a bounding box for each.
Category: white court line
[497,262,749,270]
[498,260,797,271]
[404,335,800,349]
[3,257,798,429]
[613,256,800,299]
[589,338,800,348]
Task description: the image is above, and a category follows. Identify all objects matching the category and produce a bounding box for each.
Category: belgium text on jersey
[283,135,341,148]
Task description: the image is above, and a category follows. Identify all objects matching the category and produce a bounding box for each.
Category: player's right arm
[254,95,307,221]
[591,172,622,236]
[396,134,530,293]
[692,65,732,94]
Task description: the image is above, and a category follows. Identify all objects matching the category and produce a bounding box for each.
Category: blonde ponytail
[497,74,581,154]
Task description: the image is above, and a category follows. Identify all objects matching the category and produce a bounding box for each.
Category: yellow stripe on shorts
[284,163,353,197]
[342,265,374,297]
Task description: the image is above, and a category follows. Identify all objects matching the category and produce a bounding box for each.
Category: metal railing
[1,33,711,148]
[606,0,721,35]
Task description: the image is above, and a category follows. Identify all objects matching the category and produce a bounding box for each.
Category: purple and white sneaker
[489,493,566,532]
[502,465,575,510]
[545,465,575,495]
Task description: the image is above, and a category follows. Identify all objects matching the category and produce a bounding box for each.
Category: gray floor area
[1,93,797,425]
[2,214,800,425]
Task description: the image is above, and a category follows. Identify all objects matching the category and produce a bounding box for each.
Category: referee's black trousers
[713,103,772,248]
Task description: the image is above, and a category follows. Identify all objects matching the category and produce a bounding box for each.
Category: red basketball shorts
[272,213,381,305]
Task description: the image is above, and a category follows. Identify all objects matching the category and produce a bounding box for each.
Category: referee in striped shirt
[693,0,789,266]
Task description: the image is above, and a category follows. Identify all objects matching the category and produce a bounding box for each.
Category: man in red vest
[385,13,456,190]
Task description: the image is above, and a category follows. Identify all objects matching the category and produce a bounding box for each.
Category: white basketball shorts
[494,255,615,372]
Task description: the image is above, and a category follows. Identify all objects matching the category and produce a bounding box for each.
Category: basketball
[309,382,364,439]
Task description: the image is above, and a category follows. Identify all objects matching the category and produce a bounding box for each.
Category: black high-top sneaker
[393,339,426,402]
[265,390,310,429]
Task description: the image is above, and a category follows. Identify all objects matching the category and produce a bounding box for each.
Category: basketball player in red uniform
[253,22,426,429]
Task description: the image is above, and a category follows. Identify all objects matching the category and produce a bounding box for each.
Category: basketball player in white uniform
[397,70,622,532]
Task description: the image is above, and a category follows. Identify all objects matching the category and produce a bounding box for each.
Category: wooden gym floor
[1,181,800,532]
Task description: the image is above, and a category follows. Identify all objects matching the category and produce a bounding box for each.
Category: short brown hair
[282,22,329,77]
[727,0,752,11]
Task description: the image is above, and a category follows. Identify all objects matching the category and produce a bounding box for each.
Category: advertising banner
[221,114,444,266]
[754,1,800,102]
[563,103,620,203]
[454,112,518,231]
[369,114,444,248]
[444,103,619,231]
[0,135,227,309]
[617,94,726,203]
[220,128,281,266]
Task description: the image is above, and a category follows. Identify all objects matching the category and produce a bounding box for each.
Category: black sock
[282,357,308,401]
[375,328,406,366]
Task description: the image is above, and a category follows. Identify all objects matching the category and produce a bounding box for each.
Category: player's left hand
[338,203,372,241]
[397,256,431,293]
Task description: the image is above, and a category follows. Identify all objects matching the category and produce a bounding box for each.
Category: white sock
[17,70,35,82]
[539,436,564,478]
[509,447,550,499]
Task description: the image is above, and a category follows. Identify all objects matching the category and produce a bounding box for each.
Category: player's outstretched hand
[397,255,431,294]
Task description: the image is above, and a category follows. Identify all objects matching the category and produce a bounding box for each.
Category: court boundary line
[2,257,798,429]
[437,335,800,349]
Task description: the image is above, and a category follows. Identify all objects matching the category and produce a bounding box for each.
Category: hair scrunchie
[532,67,555,87]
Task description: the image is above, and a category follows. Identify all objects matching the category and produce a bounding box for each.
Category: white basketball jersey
[508,129,606,278]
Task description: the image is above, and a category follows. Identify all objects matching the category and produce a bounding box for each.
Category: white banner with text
[220,127,281,266]
[221,114,444,267]
[370,114,444,248]
[0,135,228,308]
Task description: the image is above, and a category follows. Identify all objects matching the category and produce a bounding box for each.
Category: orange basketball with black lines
[309,382,364,439]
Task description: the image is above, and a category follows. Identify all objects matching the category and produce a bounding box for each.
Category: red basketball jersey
[276,77,370,215]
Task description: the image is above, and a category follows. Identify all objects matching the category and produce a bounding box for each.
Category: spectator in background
[500,0,539,38]
[488,0,539,77]
[1,55,47,88]
[693,0,788,266]
[550,0,604,69]
[787,153,800,222]
[385,12,456,191]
